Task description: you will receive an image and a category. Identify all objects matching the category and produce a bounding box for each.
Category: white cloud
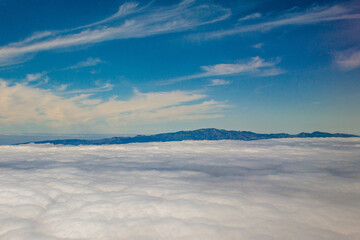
[200,3,360,39]
[73,2,142,30]
[24,72,50,86]
[65,57,103,70]
[208,79,231,86]
[62,82,114,94]
[57,84,69,91]
[17,31,54,44]
[25,72,44,82]
[252,42,264,49]
[237,12,261,22]
[0,1,231,66]
[161,56,283,84]
[0,79,226,132]
[201,57,274,75]
[0,138,359,239]
[335,50,360,71]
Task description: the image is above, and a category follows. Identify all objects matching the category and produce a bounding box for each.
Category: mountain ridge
[17,128,359,146]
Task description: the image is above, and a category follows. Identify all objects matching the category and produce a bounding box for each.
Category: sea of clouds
[0,138,360,240]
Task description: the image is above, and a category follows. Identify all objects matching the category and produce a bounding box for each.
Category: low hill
[18,128,359,145]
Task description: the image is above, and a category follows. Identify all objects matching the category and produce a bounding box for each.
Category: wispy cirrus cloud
[0,1,231,66]
[0,79,227,132]
[72,2,143,30]
[252,43,264,49]
[208,79,231,86]
[65,57,103,70]
[237,12,261,22]
[62,81,113,94]
[335,50,360,71]
[161,56,283,85]
[199,3,360,39]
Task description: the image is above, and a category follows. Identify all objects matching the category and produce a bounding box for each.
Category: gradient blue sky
[0,0,359,134]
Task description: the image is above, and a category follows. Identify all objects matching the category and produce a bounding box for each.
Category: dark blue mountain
[17,128,358,146]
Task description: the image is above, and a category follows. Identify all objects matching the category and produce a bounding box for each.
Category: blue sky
[0,0,359,134]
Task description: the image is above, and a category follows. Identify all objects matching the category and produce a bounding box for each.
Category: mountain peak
[17,128,358,146]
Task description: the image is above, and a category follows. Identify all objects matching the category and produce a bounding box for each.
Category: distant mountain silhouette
[17,128,359,146]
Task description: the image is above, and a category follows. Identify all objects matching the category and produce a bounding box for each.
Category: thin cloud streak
[208,79,231,86]
[72,2,142,30]
[0,1,231,66]
[252,43,264,49]
[160,56,283,85]
[62,82,114,94]
[200,4,360,39]
[237,12,261,22]
[64,57,103,70]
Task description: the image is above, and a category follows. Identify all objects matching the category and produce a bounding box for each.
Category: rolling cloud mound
[0,138,360,239]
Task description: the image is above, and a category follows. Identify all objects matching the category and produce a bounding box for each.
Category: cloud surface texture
[0,138,360,240]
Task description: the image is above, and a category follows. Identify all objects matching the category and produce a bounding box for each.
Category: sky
[0,138,360,239]
[0,0,360,134]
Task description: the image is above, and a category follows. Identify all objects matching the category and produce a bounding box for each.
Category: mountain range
[18,128,359,145]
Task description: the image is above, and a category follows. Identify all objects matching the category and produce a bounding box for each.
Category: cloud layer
[0,79,226,132]
[0,138,359,239]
